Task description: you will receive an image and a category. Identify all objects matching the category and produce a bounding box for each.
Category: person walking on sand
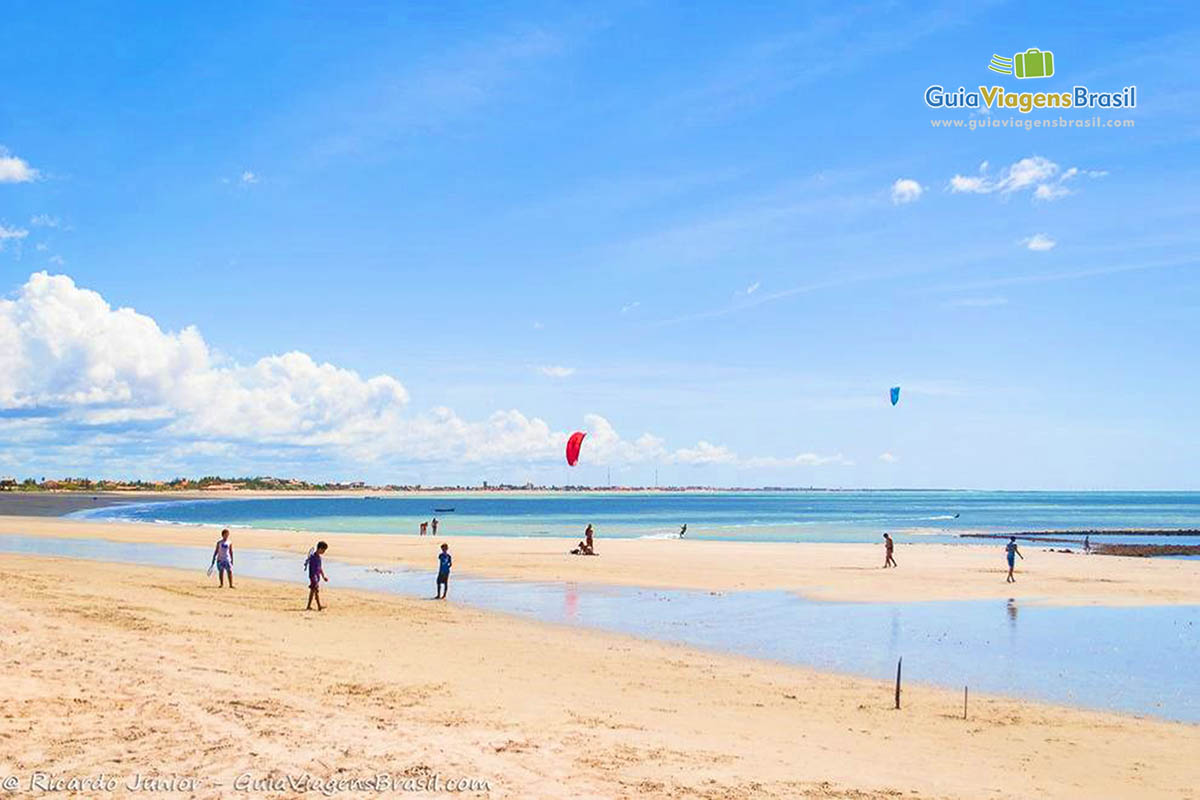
[210,528,235,587]
[420,520,428,537]
[305,541,329,610]
[431,517,439,536]
[1005,537,1024,583]
[883,532,897,568]
[1084,534,1091,554]
[436,543,452,599]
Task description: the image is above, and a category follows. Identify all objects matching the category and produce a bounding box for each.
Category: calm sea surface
[76,491,1200,545]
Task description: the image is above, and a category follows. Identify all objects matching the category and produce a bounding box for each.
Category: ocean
[75,490,1200,545]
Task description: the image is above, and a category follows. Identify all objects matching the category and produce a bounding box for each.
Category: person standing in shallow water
[436,543,452,599]
[1005,537,1024,583]
[883,532,897,568]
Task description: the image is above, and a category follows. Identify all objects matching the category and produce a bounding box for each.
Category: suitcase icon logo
[988,48,1055,79]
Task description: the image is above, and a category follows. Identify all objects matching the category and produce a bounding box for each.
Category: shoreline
[4,515,1200,606]
[3,552,1197,799]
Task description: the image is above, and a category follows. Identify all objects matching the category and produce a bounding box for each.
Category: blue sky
[2,1,1198,488]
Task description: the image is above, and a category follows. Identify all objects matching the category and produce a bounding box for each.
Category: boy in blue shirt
[436,543,452,599]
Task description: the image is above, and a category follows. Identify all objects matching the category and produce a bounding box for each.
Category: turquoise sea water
[76,491,1200,545]
[2,534,1197,722]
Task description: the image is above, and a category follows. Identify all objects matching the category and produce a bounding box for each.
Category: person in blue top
[1005,537,1024,583]
[210,528,234,588]
[436,543,452,599]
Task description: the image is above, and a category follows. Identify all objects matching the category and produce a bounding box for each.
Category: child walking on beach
[210,528,234,588]
[1005,537,1024,583]
[436,543,452,599]
[305,541,329,610]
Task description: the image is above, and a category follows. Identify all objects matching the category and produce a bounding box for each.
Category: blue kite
[890,386,900,406]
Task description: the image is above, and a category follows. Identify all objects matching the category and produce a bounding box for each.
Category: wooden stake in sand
[963,686,968,720]
[894,657,902,710]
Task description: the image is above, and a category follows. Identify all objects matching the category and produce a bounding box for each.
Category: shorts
[437,571,450,585]
[216,560,232,573]
[1007,555,1015,567]
[309,576,321,589]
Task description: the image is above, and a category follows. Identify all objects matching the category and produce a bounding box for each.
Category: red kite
[566,431,586,466]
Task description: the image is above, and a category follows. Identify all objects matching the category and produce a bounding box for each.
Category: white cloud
[744,281,760,295]
[1033,183,1070,201]
[48,255,65,265]
[0,148,39,183]
[1023,233,1057,251]
[890,178,924,205]
[673,441,738,465]
[0,272,759,470]
[745,452,854,468]
[0,224,29,248]
[538,365,575,378]
[241,171,259,184]
[30,214,60,228]
[532,320,544,330]
[620,301,641,314]
[878,452,899,463]
[948,156,1103,202]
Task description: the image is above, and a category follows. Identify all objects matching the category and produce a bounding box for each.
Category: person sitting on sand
[1005,537,1024,583]
[883,532,897,568]
[210,528,235,588]
[436,543,452,599]
[570,540,587,555]
[305,541,329,610]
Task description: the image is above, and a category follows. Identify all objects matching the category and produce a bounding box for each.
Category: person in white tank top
[210,529,235,588]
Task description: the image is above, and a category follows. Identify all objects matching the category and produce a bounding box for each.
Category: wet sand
[4,515,1200,606]
[3,553,1198,799]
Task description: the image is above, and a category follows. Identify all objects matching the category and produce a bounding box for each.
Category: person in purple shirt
[305,541,329,610]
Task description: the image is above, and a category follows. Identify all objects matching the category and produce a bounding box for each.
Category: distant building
[0,477,17,491]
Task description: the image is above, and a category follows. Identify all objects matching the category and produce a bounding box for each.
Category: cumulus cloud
[890,178,924,205]
[538,365,575,378]
[0,147,39,183]
[673,441,738,465]
[1,272,794,472]
[948,156,1102,202]
[30,214,60,228]
[1022,233,1057,251]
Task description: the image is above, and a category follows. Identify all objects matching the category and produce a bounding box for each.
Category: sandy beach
[2,553,1198,799]
[3,513,1199,606]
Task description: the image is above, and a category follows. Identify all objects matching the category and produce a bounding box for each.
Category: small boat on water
[434,507,455,513]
